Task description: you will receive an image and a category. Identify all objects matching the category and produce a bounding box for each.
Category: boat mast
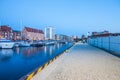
[0,19,1,29]
[0,19,2,38]
[20,19,23,40]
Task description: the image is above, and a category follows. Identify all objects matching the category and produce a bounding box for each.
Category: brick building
[0,25,13,39]
[22,27,44,40]
[13,30,21,40]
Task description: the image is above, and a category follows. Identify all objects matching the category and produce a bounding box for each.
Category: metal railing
[87,36,120,56]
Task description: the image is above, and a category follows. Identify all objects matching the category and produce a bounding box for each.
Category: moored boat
[43,40,55,46]
[19,41,31,47]
[0,38,15,49]
[31,42,43,47]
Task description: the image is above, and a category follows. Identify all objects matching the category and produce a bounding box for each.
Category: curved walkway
[32,43,120,80]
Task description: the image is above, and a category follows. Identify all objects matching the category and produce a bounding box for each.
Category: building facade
[55,34,73,42]
[12,30,21,40]
[22,27,44,40]
[92,31,109,36]
[45,27,55,40]
[0,25,13,39]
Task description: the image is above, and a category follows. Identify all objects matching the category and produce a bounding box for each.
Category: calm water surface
[0,43,73,80]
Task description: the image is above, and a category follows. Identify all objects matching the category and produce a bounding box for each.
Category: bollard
[65,50,69,53]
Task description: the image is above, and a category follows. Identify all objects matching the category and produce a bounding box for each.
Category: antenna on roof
[0,20,1,30]
[20,19,23,40]
[0,19,1,30]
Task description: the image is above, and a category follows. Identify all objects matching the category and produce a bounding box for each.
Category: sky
[0,0,120,37]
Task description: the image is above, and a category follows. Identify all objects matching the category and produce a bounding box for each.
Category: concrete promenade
[32,42,120,80]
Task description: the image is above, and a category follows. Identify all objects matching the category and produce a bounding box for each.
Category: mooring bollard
[65,50,69,53]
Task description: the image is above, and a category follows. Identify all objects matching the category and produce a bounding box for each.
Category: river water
[0,43,73,80]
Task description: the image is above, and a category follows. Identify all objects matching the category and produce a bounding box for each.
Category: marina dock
[32,42,120,80]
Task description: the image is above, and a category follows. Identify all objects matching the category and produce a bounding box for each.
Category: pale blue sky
[0,0,120,36]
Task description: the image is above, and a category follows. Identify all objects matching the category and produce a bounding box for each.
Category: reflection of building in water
[16,47,20,54]
[49,45,56,56]
[56,43,62,49]
[53,44,55,50]
[0,49,13,61]
[44,46,47,53]
[22,47,44,57]
[49,46,52,55]
[44,45,55,56]
[57,43,60,49]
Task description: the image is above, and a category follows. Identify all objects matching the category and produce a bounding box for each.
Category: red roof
[0,25,12,31]
[24,27,44,34]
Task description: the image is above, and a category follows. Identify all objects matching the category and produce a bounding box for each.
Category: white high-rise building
[45,27,55,40]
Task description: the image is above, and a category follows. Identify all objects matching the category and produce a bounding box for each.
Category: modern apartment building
[12,30,21,40]
[45,27,55,40]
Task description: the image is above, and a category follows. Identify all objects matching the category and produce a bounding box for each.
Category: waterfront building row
[55,34,74,42]
[0,25,74,41]
[0,25,21,40]
[88,31,120,38]
[0,25,44,40]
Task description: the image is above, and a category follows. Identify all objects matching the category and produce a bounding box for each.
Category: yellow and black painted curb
[20,44,74,80]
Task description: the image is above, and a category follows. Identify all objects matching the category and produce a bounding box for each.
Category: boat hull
[31,43,43,47]
[19,44,30,47]
[0,43,15,49]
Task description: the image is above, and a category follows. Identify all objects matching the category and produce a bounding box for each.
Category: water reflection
[44,44,59,56]
[44,46,47,53]
[49,45,53,55]
[44,45,54,56]
[0,49,13,62]
[16,47,20,54]
[57,43,63,49]
[14,47,45,57]
[0,43,70,62]
[57,43,60,49]
[0,43,73,80]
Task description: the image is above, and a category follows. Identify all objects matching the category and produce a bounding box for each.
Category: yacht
[0,38,15,49]
[19,41,31,47]
[44,40,55,46]
[31,41,43,47]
